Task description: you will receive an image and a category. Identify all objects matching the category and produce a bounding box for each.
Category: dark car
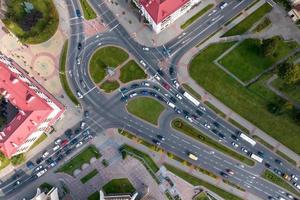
[26,161,35,169]
[77,42,82,50]
[163,82,170,90]
[36,157,43,165]
[157,69,164,76]
[191,114,198,120]
[196,110,203,116]
[120,87,128,93]
[231,134,238,141]
[153,85,160,91]
[149,92,156,97]
[273,168,282,176]
[213,121,220,128]
[131,83,139,89]
[152,139,161,145]
[157,135,165,141]
[220,172,229,178]
[64,129,73,139]
[170,97,176,103]
[183,110,189,116]
[75,9,81,17]
[275,159,283,165]
[140,90,148,95]
[120,95,128,102]
[70,138,78,145]
[84,111,89,117]
[218,133,225,139]
[56,155,64,162]
[257,151,264,158]
[169,67,174,75]
[264,162,271,168]
[212,129,218,134]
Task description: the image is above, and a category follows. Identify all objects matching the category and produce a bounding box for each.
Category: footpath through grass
[272,77,300,104]
[223,3,272,37]
[89,46,129,83]
[80,169,98,184]
[57,145,101,176]
[103,178,135,194]
[262,169,300,196]
[59,40,80,106]
[181,4,214,29]
[189,42,300,154]
[79,0,97,20]
[126,97,165,125]
[120,60,147,83]
[172,119,255,166]
[2,0,59,44]
[165,164,243,200]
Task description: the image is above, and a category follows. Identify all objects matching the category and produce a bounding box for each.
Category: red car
[162,82,170,90]
[60,139,69,146]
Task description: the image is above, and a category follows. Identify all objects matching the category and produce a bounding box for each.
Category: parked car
[42,151,49,158]
[76,9,81,17]
[275,159,283,165]
[54,138,62,145]
[26,161,35,169]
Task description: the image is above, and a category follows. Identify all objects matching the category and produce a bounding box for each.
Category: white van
[167,102,175,109]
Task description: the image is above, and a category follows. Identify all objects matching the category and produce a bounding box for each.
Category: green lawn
[103,178,135,194]
[2,0,59,44]
[56,145,101,176]
[272,78,300,104]
[59,40,80,106]
[181,4,214,29]
[219,38,297,82]
[165,164,243,200]
[189,42,300,154]
[80,169,98,183]
[126,97,165,125]
[172,119,255,166]
[223,3,272,37]
[120,144,159,173]
[100,80,120,93]
[88,191,99,200]
[119,60,147,83]
[89,46,129,83]
[79,0,97,20]
[262,169,300,196]
[29,133,47,150]
[253,17,271,33]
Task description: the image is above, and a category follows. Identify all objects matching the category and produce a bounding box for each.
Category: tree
[277,61,300,84]
[10,154,25,166]
[261,38,278,57]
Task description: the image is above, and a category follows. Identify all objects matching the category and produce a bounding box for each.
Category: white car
[173,80,180,89]
[76,91,83,99]
[143,47,149,51]
[139,60,146,67]
[75,141,83,148]
[185,116,193,123]
[231,142,239,148]
[80,121,86,129]
[220,2,228,9]
[176,94,183,100]
[34,165,43,172]
[142,82,150,87]
[204,123,211,129]
[241,147,248,153]
[77,57,81,65]
[154,74,161,81]
[293,182,300,190]
[129,92,137,98]
[42,151,49,158]
[291,174,299,181]
[199,106,206,111]
[54,138,62,145]
[53,145,60,151]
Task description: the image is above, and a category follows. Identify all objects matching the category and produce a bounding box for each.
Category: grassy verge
[182,83,202,100]
[59,40,80,106]
[29,133,47,150]
[228,118,250,134]
[222,3,272,37]
[189,41,300,154]
[181,4,214,29]
[272,77,300,103]
[262,169,300,196]
[119,60,147,83]
[88,191,99,200]
[81,169,98,183]
[165,164,243,200]
[57,145,101,176]
[276,150,297,166]
[100,80,119,93]
[253,17,271,33]
[172,119,255,166]
[2,0,59,44]
[126,97,165,125]
[89,46,129,83]
[204,101,226,118]
[252,135,274,150]
[103,178,135,194]
[79,0,97,20]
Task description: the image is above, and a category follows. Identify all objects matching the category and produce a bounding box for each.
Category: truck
[239,133,256,146]
[183,92,200,107]
[250,153,263,163]
[188,152,198,161]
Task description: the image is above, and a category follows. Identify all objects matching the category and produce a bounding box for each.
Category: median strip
[172,119,255,166]
[181,4,214,29]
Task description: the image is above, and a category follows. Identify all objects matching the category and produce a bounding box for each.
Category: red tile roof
[0,57,64,158]
[139,0,190,23]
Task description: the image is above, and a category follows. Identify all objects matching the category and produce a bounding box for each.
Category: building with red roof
[0,53,64,158]
[133,0,201,33]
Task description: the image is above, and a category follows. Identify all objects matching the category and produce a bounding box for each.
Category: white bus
[183,92,200,107]
[239,133,256,146]
[250,153,263,163]
[188,153,198,161]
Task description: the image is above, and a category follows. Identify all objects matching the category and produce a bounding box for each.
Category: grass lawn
[100,80,120,93]
[172,119,254,166]
[29,133,47,150]
[262,169,300,196]
[88,191,99,200]
[126,97,165,125]
[79,0,97,20]
[223,3,272,37]
[219,38,298,82]
[181,4,214,29]
[165,164,243,200]
[103,178,135,194]
[89,46,129,83]
[2,0,59,44]
[59,40,80,106]
[189,42,300,154]
[119,60,147,83]
[272,78,300,104]
[228,118,250,134]
[56,145,101,176]
[120,144,159,173]
[81,169,98,184]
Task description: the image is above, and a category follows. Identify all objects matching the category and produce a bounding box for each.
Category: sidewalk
[175,4,300,167]
[110,129,262,200]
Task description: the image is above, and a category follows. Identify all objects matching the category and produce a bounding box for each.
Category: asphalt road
[1,0,299,199]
